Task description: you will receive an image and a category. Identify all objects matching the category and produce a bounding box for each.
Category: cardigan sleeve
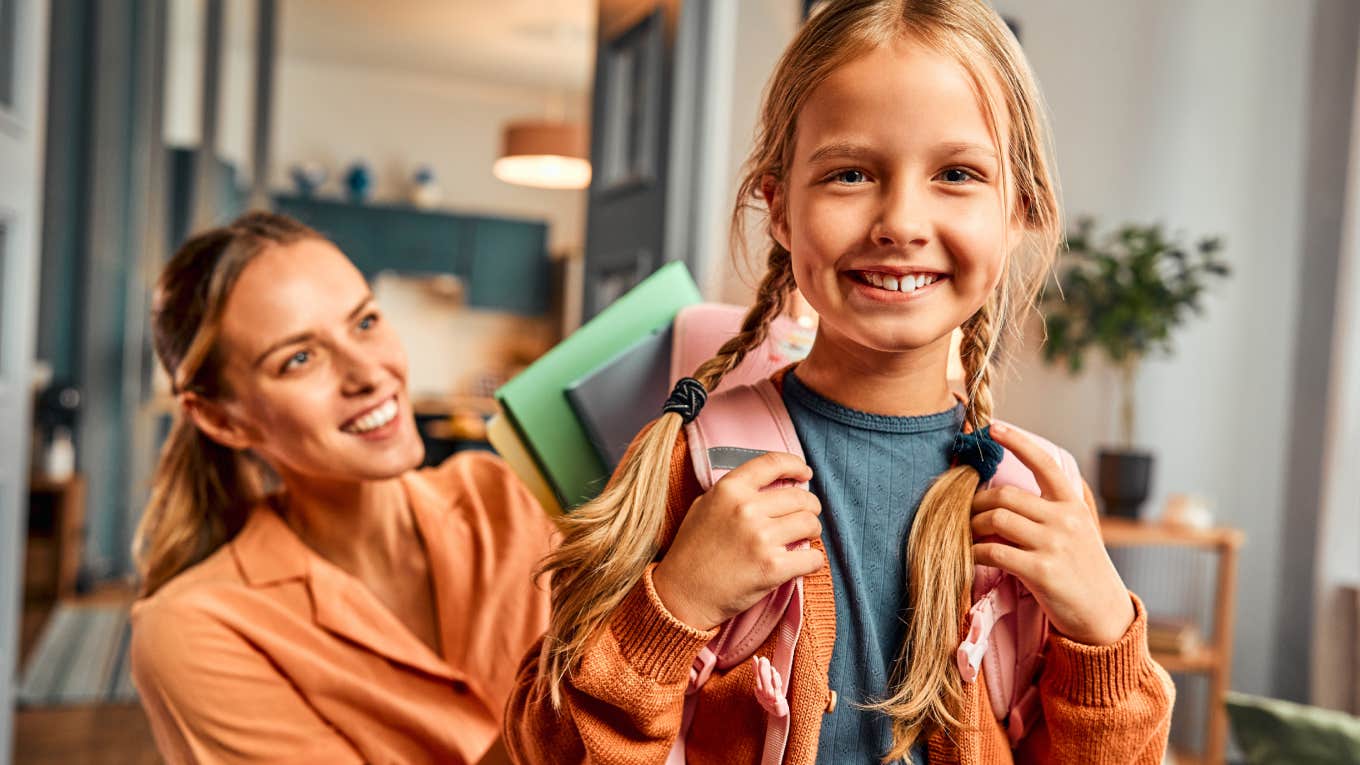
[1015,479,1176,764]
[502,424,717,765]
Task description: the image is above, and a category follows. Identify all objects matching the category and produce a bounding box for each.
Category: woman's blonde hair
[538,1,1061,756]
[132,211,320,597]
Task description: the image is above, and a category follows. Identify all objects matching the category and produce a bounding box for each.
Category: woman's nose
[336,343,384,395]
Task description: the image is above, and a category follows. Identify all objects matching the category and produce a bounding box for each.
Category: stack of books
[1146,617,1203,656]
[490,262,814,514]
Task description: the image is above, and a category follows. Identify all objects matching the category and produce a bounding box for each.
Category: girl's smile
[847,268,950,303]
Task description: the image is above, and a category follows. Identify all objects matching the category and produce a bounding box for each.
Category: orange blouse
[130,452,554,765]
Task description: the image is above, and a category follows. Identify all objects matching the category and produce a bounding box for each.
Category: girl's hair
[133,211,321,597]
[537,1,1060,756]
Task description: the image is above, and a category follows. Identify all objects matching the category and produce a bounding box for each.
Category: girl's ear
[760,174,792,252]
[181,392,256,451]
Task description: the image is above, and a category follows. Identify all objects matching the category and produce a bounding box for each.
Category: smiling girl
[505,1,1173,763]
[130,212,552,764]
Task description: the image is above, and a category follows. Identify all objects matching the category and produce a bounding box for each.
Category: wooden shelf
[1099,515,1243,765]
[1101,517,1244,550]
[1152,647,1220,673]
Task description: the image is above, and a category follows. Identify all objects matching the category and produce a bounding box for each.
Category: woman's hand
[970,422,1135,646]
[652,452,825,631]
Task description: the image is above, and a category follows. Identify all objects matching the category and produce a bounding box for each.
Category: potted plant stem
[1040,218,1231,518]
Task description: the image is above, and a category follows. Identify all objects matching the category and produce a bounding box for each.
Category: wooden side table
[25,475,86,602]
[1101,517,1244,765]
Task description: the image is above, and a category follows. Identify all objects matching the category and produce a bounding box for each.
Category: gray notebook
[565,325,674,471]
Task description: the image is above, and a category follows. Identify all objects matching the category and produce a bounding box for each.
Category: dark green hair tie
[951,425,1004,483]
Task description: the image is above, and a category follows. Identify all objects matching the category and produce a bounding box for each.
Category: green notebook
[495,262,703,508]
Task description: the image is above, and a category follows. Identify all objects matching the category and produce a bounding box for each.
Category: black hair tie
[662,377,709,424]
[950,425,1004,483]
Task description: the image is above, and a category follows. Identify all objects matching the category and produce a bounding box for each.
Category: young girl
[130,212,550,764]
[505,1,1173,763]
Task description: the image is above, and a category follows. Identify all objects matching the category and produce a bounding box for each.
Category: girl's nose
[870,184,930,248]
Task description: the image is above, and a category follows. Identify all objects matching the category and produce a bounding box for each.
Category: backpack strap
[667,379,806,765]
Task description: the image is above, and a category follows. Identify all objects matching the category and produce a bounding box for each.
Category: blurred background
[1,0,1357,763]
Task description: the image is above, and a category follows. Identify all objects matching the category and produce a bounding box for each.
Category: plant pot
[1096,448,1155,519]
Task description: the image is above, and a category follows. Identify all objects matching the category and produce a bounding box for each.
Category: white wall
[162,0,589,254]
[990,0,1314,699]
[1311,40,1360,712]
[271,57,588,254]
[713,0,800,305]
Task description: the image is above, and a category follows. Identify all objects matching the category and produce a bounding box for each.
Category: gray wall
[1276,0,1359,706]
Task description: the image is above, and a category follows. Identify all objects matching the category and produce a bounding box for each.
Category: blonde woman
[506,1,1173,763]
[130,212,550,764]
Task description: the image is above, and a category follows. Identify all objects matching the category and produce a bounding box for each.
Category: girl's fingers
[784,545,826,578]
[752,486,822,518]
[769,509,822,547]
[719,451,813,493]
[972,485,1051,523]
[972,541,1038,583]
[971,508,1044,550]
[987,422,1079,503]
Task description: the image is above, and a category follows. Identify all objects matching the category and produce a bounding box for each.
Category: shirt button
[825,689,838,713]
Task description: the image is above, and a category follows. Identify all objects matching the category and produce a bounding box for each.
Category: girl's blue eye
[832,169,868,184]
[358,312,378,331]
[281,350,309,372]
[940,167,976,183]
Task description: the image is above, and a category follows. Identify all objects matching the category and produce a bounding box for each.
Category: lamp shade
[493,121,592,190]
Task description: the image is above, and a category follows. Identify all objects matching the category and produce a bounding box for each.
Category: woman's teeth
[862,271,941,293]
[344,398,398,434]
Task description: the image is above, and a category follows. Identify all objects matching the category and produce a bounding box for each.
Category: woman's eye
[358,312,379,331]
[938,167,978,184]
[831,169,868,184]
[281,350,310,373]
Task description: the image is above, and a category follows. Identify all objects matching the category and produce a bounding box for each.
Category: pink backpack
[665,377,1085,765]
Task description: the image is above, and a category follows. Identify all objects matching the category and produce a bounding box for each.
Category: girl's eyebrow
[806,141,879,164]
[807,141,998,164]
[938,141,998,159]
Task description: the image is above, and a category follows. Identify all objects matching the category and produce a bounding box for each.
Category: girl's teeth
[862,272,939,293]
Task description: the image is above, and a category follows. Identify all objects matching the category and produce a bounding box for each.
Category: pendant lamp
[493,120,592,190]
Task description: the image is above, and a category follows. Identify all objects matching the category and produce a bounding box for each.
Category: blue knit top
[782,372,964,765]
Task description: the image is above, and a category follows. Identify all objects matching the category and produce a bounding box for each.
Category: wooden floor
[14,703,160,765]
[12,587,162,764]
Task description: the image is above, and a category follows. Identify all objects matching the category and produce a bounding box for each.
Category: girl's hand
[970,423,1135,646]
[652,452,825,631]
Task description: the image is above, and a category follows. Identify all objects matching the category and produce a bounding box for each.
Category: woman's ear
[181,393,255,451]
[760,174,792,252]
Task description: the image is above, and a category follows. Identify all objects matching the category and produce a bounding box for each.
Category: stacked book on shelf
[489,262,814,514]
[1146,617,1204,656]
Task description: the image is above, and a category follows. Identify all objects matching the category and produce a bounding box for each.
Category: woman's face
[207,238,424,483]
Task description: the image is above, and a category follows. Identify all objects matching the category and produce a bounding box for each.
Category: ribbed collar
[782,370,965,434]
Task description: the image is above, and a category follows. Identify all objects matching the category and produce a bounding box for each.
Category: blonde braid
[869,300,1005,760]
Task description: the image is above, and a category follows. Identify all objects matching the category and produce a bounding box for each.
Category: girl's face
[771,37,1023,360]
[202,238,425,484]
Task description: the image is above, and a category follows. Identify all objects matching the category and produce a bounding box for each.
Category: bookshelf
[1101,517,1244,765]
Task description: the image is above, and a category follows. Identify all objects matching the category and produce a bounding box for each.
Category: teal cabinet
[467,217,550,315]
[272,196,549,315]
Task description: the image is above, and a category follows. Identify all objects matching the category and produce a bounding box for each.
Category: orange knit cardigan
[505,377,1175,765]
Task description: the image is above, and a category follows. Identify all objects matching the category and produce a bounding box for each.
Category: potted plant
[1040,218,1230,518]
